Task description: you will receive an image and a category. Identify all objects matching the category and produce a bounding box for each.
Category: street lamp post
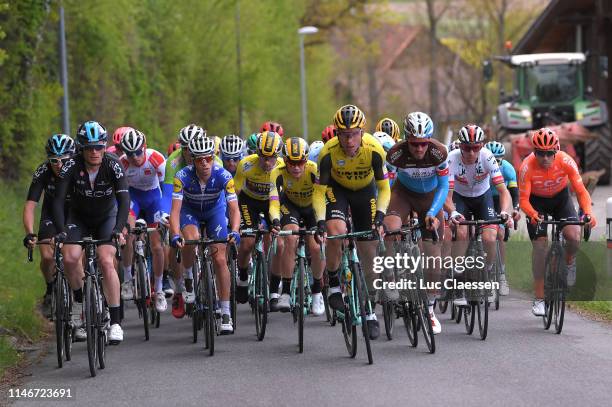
[298,26,318,140]
[59,5,70,135]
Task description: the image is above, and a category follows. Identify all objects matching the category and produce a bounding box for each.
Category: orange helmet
[532,127,558,151]
[321,125,336,143]
[167,141,181,156]
[260,121,284,137]
[112,126,134,145]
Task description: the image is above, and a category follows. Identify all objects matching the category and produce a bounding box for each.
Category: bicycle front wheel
[297,258,305,353]
[254,251,268,341]
[353,262,373,364]
[136,257,149,341]
[54,276,65,368]
[84,275,98,377]
[203,258,215,355]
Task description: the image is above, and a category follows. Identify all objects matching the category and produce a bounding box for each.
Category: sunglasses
[286,159,306,167]
[49,157,69,165]
[83,144,106,151]
[408,141,429,148]
[534,150,556,157]
[194,155,214,163]
[222,156,241,162]
[459,144,483,152]
[495,158,503,165]
[125,149,144,157]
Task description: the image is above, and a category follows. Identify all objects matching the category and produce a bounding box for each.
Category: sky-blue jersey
[491,159,517,197]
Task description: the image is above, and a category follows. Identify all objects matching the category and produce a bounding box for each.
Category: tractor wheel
[585,124,611,185]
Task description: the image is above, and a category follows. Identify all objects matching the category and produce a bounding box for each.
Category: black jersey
[52,153,129,234]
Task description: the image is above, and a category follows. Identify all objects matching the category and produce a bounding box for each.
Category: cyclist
[219,134,245,176]
[52,121,129,344]
[268,137,325,315]
[518,128,596,316]
[375,117,401,142]
[446,124,513,307]
[167,141,181,157]
[213,135,222,157]
[107,126,132,157]
[234,131,284,304]
[485,140,520,296]
[383,112,448,334]
[373,131,396,186]
[169,135,240,334]
[308,140,325,165]
[118,129,168,313]
[261,121,284,138]
[321,125,336,144]
[246,133,259,155]
[313,104,390,340]
[161,124,205,317]
[23,134,76,319]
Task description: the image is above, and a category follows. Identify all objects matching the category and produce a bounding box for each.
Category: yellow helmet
[257,131,283,157]
[375,118,401,141]
[282,137,309,162]
[333,104,366,130]
[213,136,222,155]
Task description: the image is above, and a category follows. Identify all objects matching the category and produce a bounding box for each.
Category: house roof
[379,26,423,73]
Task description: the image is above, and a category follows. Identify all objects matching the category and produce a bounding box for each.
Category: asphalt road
[7,289,612,407]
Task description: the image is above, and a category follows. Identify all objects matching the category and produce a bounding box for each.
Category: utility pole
[59,3,70,135]
[235,0,244,136]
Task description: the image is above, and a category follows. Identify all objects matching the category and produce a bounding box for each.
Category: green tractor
[486,52,610,184]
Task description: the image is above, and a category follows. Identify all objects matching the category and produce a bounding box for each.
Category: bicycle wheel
[402,301,418,347]
[353,262,373,364]
[477,298,489,340]
[96,297,106,369]
[297,257,305,353]
[553,289,565,334]
[254,250,268,341]
[454,303,462,323]
[64,288,73,362]
[415,282,435,354]
[340,295,357,357]
[136,256,149,341]
[464,303,475,335]
[203,258,215,355]
[228,245,237,334]
[192,257,201,343]
[54,275,65,368]
[383,299,394,340]
[84,275,98,377]
[543,246,560,330]
[438,300,448,314]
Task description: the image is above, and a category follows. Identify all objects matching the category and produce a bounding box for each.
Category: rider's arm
[495,183,512,214]
[233,160,244,195]
[51,160,74,234]
[313,153,331,222]
[111,160,130,235]
[372,150,390,214]
[169,177,184,238]
[24,166,45,234]
[518,161,538,219]
[505,162,519,208]
[563,156,593,215]
[268,168,281,222]
[223,175,240,233]
[428,162,449,217]
[23,201,37,235]
[161,156,176,214]
[150,150,166,185]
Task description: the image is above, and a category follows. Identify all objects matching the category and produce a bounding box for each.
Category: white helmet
[403,112,434,139]
[179,124,206,147]
[309,140,324,163]
[120,129,146,153]
[220,134,245,159]
[373,131,395,152]
[188,135,215,157]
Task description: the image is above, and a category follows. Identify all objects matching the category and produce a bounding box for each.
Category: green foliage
[0,0,338,180]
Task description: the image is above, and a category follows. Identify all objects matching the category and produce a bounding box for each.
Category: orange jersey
[518,151,591,219]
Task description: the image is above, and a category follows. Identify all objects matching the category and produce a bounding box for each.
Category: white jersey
[447,148,504,197]
[120,148,166,191]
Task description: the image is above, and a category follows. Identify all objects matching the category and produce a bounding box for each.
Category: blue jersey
[172,163,237,215]
[491,159,517,197]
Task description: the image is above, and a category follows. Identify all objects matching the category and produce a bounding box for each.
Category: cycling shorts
[238,191,271,229]
[386,181,444,240]
[280,194,316,229]
[453,189,496,228]
[325,179,376,232]
[129,188,163,225]
[38,200,67,240]
[65,207,118,246]
[179,205,228,239]
[526,187,578,240]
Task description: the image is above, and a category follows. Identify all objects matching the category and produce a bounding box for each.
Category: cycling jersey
[269,160,318,220]
[518,151,591,219]
[120,149,166,191]
[234,154,283,201]
[313,133,390,222]
[491,159,518,207]
[387,138,449,217]
[172,163,236,214]
[448,148,504,197]
[52,154,130,235]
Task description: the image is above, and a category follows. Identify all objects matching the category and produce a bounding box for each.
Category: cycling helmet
[76,121,107,146]
[532,127,558,151]
[447,139,461,152]
[46,134,75,157]
[120,129,146,153]
[321,125,336,143]
[213,136,222,155]
[309,140,324,163]
[403,112,434,139]
[457,124,485,144]
[167,141,181,156]
[376,118,401,142]
[373,131,395,153]
[112,127,133,146]
[485,140,505,158]
[246,133,259,155]
[179,124,205,147]
[283,137,309,162]
[260,121,284,137]
[257,131,283,157]
[220,134,245,159]
[188,135,216,157]
[333,104,366,130]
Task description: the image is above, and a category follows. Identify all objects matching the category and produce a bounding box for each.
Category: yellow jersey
[233,154,283,201]
[269,160,318,220]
